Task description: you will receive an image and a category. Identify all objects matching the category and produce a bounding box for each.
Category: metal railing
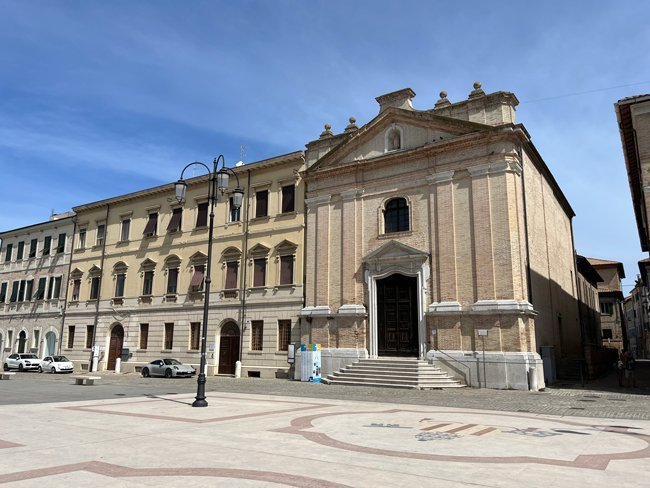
[432,348,472,387]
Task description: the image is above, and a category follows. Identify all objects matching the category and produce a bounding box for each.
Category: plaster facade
[0,214,75,366]
[63,152,305,378]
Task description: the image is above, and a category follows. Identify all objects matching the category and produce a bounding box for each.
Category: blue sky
[1,0,649,290]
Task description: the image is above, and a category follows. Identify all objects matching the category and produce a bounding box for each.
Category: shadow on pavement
[549,358,650,395]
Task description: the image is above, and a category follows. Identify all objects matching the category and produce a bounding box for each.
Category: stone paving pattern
[0,361,648,487]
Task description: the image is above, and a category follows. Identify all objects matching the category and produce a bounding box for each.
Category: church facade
[300,84,581,389]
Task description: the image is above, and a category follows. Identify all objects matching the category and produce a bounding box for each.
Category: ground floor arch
[376,273,419,356]
[107,324,124,370]
[17,330,27,353]
[44,331,57,357]
[218,322,240,375]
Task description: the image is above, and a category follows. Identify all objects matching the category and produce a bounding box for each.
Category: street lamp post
[175,155,243,408]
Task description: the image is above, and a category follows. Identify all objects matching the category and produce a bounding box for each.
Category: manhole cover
[569,407,585,410]
[114,393,126,396]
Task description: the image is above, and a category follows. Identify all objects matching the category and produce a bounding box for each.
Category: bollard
[115,357,121,373]
[235,360,241,378]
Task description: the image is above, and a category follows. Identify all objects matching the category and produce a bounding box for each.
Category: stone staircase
[321,358,465,389]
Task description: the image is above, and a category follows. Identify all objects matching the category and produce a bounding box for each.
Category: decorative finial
[469,81,485,99]
[473,82,481,90]
[434,90,451,109]
[319,123,334,139]
[344,116,359,133]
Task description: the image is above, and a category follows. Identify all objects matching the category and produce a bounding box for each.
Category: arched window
[384,198,410,233]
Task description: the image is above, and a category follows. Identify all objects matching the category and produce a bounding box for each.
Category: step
[335,370,452,380]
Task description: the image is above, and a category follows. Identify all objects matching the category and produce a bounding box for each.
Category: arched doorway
[377,274,418,356]
[44,332,56,357]
[17,331,27,354]
[107,325,124,370]
[218,322,240,375]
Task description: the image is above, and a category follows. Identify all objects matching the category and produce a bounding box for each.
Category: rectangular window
[167,208,182,233]
[225,261,238,289]
[25,280,33,302]
[281,185,295,213]
[43,236,52,255]
[600,302,613,315]
[0,282,7,303]
[255,189,268,218]
[278,319,291,351]
[96,224,105,246]
[167,268,178,294]
[29,238,37,258]
[164,323,174,350]
[16,241,24,260]
[115,274,125,297]
[89,276,100,300]
[253,258,266,287]
[47,276,55,300]
[67,325,75,349]
[120,218,131,241]
[17,280,25,302]
[3,243,12,262]
[280,255,294,285]
[86,325,94,349]
[196,202,208,228]
[35,277,46,300]
[72,279,81,301]
[139,323,149,350]
[229,196,241,222]
[190,322,200,350]
[10,281,19,302]
[77,228,86,249]
[602,328,613,340]
[52,276,62,299]
[143,271,154,295]
[56,233,66,253]
[251,320,263,351]
[143,212,158,236]
[190,264,205,291]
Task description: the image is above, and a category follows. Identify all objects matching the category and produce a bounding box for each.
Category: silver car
[141,359,196,378]
[3,353,40,371]
[39,355,74,374]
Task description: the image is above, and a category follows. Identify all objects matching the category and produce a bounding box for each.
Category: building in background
[616,94,650,254]
[623,258,650,359]
[575,254,616,377]
[587,258,626,352]
[301,84,582,390]
[0,213,75,367]
[63,152,305,378]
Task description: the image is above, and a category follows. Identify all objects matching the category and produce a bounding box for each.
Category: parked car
[39,355,74,374]
[141,359,196,378]
[3,353,41,371]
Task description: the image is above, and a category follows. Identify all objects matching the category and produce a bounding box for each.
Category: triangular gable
[308,107,495,173]
[88,264,102,274]
[363,240,428,264]
[276,239,298,255]
[249,243,271,257]
[189,251,208,262]
[140,258,157,270]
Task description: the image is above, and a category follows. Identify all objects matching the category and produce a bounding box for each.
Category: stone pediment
[308,108,493,172]
[363,240,428,273]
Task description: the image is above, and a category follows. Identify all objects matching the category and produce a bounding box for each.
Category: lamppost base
[192,398,208,408]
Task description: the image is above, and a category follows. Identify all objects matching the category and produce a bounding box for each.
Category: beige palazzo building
[300,84,582,389]
[0,213,75,366]
[63,152,305,378]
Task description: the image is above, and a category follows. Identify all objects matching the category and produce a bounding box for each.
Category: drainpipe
[59,216,77,355]
[238,169,252,365]
[300,155,307,347]
[90,203,110,372]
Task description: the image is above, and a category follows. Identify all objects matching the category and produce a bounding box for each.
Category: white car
[3,353,41,371]
[39,355,74,374]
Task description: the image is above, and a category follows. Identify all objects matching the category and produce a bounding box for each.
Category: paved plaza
[0,364,649,487]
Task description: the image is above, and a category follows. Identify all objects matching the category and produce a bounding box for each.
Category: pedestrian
[625,353,637,388]
[616,352,625,387]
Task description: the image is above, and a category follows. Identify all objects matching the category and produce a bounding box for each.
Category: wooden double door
[377,274,418,356]
[219,323,240,375]
[107,325,124,370]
